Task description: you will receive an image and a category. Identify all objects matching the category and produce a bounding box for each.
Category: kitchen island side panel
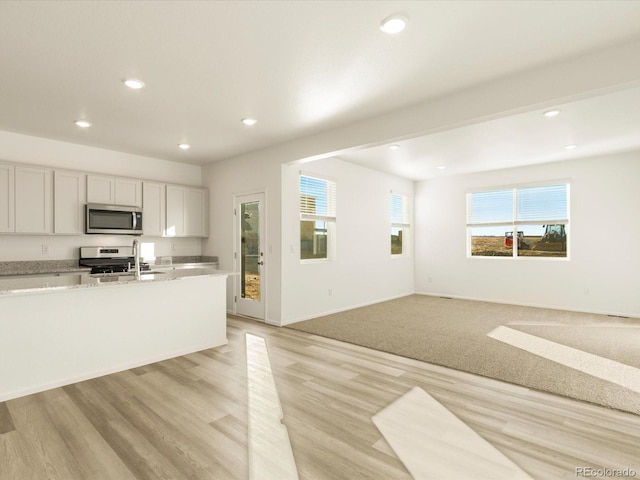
[0,274,227,402]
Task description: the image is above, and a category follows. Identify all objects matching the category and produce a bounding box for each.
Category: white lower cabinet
[54,171,86,234]
[0,274,228,402]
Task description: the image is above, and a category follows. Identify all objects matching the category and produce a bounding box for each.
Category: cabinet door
[87,175,114,204]
[142,182,165,237]
[165,185,186,237]
[15,166,52,234]
[186,188,208,237]
[0,163,15,233]
[114,178,142,207]
[54,171,86,234]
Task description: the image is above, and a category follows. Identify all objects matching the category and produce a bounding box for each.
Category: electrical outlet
[41,244,50,255]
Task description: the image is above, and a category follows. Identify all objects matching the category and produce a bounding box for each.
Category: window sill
[300,258,332,265]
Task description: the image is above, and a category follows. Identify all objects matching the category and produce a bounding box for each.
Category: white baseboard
[414,290,639,319]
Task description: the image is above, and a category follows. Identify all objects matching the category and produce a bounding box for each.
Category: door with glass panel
[235,193,265,320]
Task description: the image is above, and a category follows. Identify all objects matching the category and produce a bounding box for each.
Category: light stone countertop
[0,265,233,296]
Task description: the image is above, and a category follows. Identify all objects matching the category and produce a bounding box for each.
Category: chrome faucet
[132,238,141,279]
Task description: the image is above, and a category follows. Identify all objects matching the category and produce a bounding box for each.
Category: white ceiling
[338,85,640,180]
[1,1,640,174]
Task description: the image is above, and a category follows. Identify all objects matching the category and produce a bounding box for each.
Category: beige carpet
[287,295,640,415]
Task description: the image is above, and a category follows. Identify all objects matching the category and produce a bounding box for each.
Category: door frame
[233,190,267,321]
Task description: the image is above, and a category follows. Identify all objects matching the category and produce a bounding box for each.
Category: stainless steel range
[79,246,150,275]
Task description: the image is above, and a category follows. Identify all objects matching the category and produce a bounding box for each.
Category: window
[300,174,336,261]
[466,183,569,258]
[390,193,410,255]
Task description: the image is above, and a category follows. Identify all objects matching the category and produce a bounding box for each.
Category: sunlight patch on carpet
[488,326,640,394]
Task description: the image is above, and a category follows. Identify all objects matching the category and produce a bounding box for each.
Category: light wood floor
[1,316,640,479]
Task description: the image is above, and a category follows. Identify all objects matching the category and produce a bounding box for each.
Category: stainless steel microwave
[85,203,143,235]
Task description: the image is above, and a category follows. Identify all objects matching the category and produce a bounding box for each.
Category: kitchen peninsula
[0,265,230,402]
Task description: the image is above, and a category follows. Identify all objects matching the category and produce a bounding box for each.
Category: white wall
[202,153,414,326]
[0,130,203,261]
[281,157,414,324]
[414,151,640,318]
[201,152,282,324]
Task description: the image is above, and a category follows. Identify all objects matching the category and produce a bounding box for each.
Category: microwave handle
[132,211,137,230]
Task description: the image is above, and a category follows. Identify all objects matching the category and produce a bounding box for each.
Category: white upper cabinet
[165,185,186,237]
[0,163,15,233]
[14,165,52,234]
[0,162,207,237]
[86,175,113,204]
[1,163,53,234]
[165,185,209,238]
[142,182,166,237]
[87,175,142,207]
[54,170,86,234]
[114,178,142,207]
[186,187,208,237]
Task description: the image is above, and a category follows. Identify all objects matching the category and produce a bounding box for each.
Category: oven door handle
[132,211,137,230]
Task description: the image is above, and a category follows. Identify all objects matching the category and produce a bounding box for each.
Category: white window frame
[390,191,410,257]
[299,172,337,263]
[466,182,570,260]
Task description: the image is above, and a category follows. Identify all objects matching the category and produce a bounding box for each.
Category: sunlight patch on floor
[373,387,532,479]
[246,333,299,479]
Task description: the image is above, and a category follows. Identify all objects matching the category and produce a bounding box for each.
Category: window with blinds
[300,174,336,261]
[466,183,569,258]
[390,193,410,255]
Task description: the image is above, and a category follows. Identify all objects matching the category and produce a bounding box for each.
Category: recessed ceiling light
[380,14,408,34]
[544,110,560,118]
[123,79,145,89]
[242,118,257,126]
[389,144,400,150]
[564,144,576,150]
[74,120,92,128]
[437,165,446,170]
[178,143,190,150]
